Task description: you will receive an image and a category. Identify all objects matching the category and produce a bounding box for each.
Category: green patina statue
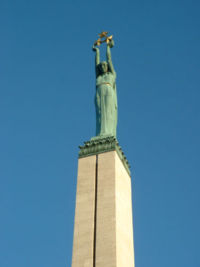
[92,32,118,138]
[79,33,130,174]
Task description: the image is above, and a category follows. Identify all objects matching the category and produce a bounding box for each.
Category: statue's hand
[108,39,114,48]
[92,45,99,52]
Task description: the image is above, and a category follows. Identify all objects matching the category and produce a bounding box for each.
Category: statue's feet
[91,134,115,141]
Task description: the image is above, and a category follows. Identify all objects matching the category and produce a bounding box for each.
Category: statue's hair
[96,61,111,76]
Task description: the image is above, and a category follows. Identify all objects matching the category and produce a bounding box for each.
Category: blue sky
[0,0,200,266]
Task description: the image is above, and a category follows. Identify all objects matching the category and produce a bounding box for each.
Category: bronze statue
[92,32,117,138]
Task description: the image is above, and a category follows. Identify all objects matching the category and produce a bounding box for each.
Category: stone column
[71,137,135,267]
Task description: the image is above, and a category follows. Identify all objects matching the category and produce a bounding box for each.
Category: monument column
[71,138,135,267]
[71,33,135,267]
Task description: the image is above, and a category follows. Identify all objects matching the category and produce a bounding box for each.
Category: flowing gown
[95,72,117,137]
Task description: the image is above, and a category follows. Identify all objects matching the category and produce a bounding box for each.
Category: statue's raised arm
[92,44,100,77]
[106,40,116,77]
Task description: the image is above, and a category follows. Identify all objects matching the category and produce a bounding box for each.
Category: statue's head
[98,61,108,74]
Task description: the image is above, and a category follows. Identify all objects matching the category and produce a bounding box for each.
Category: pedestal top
[79,136,131,176]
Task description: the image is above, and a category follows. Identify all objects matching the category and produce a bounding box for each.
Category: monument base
[72,139,135,267]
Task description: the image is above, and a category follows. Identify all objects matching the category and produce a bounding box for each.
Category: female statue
[92,39,118,138]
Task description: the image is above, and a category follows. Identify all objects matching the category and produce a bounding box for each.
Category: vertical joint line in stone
[93,154,98,267]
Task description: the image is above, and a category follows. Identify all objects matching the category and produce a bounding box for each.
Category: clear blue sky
[0,0,200,266]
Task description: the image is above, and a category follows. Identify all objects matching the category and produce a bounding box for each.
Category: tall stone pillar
[71,137,135,267]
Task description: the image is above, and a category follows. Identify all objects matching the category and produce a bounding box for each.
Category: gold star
[98,31,108,38]
[94,38,102,46]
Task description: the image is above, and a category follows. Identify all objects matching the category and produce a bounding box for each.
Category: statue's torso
[96,72,115,87]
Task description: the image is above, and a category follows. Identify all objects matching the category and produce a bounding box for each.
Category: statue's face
[99,62,108,74]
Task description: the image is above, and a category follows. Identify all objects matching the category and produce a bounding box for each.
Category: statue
[92,32,118,138]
